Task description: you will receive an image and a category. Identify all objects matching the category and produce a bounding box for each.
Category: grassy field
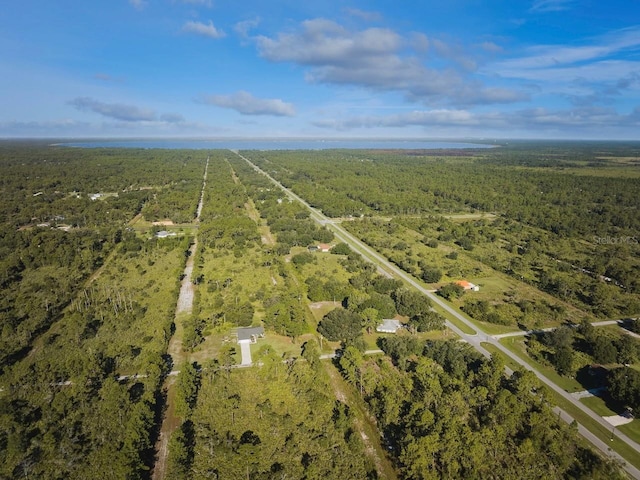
[552,392,640,471]
[443,212,498,222]
[581,395,618,416]
[128,214,198,233]
[499,336,585,392]
[308,301,341,321]
[349,216,592,333]
[293,248,353,282]
[430,302,477,335]
[480,342,524,372]
[196,244,282,323]
[581,395,640,445]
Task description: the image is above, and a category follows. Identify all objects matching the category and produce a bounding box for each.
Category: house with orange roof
[455,280,480,291]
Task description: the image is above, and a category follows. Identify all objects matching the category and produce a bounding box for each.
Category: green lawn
[308,301,341,322]
[499,336,584,392]
[618,418,640,447]
[430,302,477,335]
[581,395,617,416]
[480,342,523,372]
[581,395,640,445]
[251,332,305,358]
[550,392,640,471]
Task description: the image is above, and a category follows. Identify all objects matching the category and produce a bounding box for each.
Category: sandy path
[151,155,208,480]
[175,242,196,315]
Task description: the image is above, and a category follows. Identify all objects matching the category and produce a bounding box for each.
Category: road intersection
[231,149,640,478]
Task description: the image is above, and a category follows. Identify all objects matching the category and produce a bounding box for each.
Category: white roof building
[376,319,404,334]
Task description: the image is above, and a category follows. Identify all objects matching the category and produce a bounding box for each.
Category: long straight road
[493,319,633,339]
[230,149,640,479]
[152,155,209,480]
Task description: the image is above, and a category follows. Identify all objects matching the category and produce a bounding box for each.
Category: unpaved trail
[323,362,398,480]
[152,376,179,480]
[151,155,208,480]
[175,242,197,315]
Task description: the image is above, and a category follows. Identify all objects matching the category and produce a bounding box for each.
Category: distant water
[61,139,494,150]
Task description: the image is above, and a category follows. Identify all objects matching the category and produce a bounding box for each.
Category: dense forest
[0,142,635,478]
[339,339,624,479]
[0,144,204,478]
[241,145,640,319]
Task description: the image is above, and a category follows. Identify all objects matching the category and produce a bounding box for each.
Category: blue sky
[1,0,639,139]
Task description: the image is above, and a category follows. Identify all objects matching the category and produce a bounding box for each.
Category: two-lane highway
[230,149,640,478]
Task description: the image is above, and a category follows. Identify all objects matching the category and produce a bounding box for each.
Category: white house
[376,319,404,334]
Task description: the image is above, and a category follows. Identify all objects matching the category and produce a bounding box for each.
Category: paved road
[493,319,636,339]
[230,150,640,479]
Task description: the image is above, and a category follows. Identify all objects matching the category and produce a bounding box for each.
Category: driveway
[240,342,252,365]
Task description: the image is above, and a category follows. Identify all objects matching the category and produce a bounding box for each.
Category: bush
[421,267,442,283]
[292,251,315,266]
[607,367,640,410]
[425,238,438,248]
[457,237,474,251]
[393,288,432,317]
[318,308,362,343]
[410,311,445,332]
[438,283,465,300]
[331,242,352,255]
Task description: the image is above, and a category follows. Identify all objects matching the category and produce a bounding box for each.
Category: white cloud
[486,26,640,109]
[497,45,612,71]
[182,20,225,39]
[313,109,479,130]
[160,113,186,123]
[257,19,402,66]
[497,59,640,84]
[180,0,212,6]
[529,0,575,13]
[479,41,503,53]
[312,105,640,136]
[411,33,430,53]
[255,19,525,107]
[69,97,157,121]
[200,91,295,116]
[493,26,640,74]
[129,0,147,11]
[235,18,260,38]
[344,8,382,22]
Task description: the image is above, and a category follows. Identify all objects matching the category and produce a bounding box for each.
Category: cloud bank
[68,97,185,124]
[255,19,527,107]
[201,91,295,116]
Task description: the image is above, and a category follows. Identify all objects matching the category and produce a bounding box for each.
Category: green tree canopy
[317,308,362,343]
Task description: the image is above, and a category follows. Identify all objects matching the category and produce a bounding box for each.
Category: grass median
[493,340,640,470]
